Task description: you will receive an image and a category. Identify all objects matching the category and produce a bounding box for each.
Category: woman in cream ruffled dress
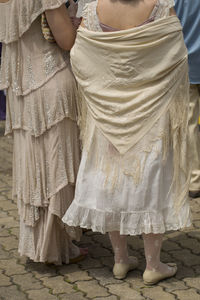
[63,0,191,283]
[0,0,87,264]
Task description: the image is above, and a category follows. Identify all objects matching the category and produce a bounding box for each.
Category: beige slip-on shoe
[143,263,177,285]
[113,256,139,280]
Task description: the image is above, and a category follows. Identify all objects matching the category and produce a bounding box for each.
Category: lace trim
[76,0,94,18]
[82,1,102,31]
[63,201,191,235]
[0,0,67,44]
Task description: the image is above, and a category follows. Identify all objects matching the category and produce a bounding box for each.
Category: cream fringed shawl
[71,16,190,209]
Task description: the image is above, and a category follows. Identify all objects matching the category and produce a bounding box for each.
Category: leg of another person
[188,84,200,197]
[143,233,177,285]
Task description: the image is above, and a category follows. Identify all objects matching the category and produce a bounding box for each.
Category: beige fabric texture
[0,0,81,264]
[71,16,190,211]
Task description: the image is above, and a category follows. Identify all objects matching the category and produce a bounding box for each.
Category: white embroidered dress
[63,0,191,235]
[0,0,81,264]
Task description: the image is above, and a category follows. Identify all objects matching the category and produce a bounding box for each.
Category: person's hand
[68,0,78,18]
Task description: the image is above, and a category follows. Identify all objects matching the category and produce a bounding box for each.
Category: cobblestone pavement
[0,120,200,300]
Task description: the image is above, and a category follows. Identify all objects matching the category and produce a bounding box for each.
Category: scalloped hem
[62,202,192,235]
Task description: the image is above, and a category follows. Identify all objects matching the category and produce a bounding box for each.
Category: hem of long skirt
[14,180,76,211]
[18,250,69,266]
[5,114,77,138]
[62,202,192,236]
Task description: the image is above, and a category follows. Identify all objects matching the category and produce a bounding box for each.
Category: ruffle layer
[12,118,80,225]
[0,22,70,96]
[0,0,66,44]
[18,185,81,264]
[5,66,78,137]
[63,201,192,235]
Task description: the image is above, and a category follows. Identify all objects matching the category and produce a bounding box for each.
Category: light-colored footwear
[143,263,177,285]
[113,256,139,280]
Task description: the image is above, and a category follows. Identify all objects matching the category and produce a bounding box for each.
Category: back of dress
[82,0,175,31]
[0,0,81,264]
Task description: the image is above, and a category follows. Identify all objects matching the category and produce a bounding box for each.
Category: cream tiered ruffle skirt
[6,67,81,264]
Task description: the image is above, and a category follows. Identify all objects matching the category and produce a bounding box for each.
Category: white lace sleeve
[154,0,175,20]
[76,0,95,17]
[79,0,102,31]
[161,0,175,8]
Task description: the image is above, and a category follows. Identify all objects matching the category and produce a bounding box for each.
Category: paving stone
[100,256,114,270]
[0,270,12,286]
[41,276,76,294]
[0,200,17,211]
[26,262,57,278]
[160,251,174,263]
[80,234,95,245]
[89,244,112,258]
[0,235,18,250]
[162,240,181,251]
[159,278,188,292]
[8,248,21,259]
[192,212,200,221]
[170,249,200,267]
[0,245,10,259]
[107,282,144,300]
[0,228,10,237]
[0,211,8,219]
[187,230,200,241]
[8,209,19,218]
[125,271,147,290]
[17,255,29,265]
[0,216,18,228]
[174,289,200,300]
[59,292,86,300]
[190,202,200,212]
[0,259,26,275]
[178,238,200,254]
[79,257,102,270]
[88,267,120,286]
[165,232,188,241]
[12,273,43,290]
[92,234,112,249]
[0,285,27,300]
[95,296,118,300]
[128,236,144,251]
[10,227,19,237]
[142,286,176,300]
[183,277,200,290]
[193,264,200,275]
[27,288,58,300]
[175,264,196,280]
[58,264,92,282]
[76,279,109,298]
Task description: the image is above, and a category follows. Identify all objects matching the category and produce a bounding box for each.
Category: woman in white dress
[62,0,191,283]
[0,0,88,264]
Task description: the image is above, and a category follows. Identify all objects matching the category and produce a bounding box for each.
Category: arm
[45,2,76,50]
[170,7,176,16]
